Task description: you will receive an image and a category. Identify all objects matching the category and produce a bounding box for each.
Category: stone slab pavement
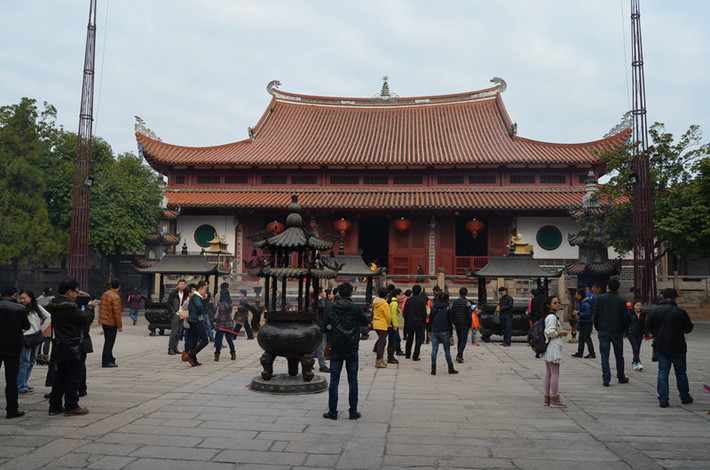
[1,314,708,469]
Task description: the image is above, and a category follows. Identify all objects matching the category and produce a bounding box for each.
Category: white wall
[176,215,236,254]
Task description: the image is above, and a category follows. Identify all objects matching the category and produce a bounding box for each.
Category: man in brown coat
[99,279,122,368]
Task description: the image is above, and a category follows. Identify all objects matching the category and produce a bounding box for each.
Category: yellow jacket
[372,297,391,331]
[389,298,400,328]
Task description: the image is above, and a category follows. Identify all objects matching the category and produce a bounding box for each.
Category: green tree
[596,122,710,257]
[89,152,163,266]
[0,98,65,284]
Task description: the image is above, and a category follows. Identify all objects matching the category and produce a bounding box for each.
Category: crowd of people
[0,275,703,421]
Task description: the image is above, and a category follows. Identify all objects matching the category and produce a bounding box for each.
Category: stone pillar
[428,216,436,285]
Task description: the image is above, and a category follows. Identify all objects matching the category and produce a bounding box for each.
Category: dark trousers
[49,358,83,411]
[189,321,209,359]
[101,324,117,366]
[235,321,254,339]
[168,314,184,352]
[1,353,20,415]
[502,314,513,345]
[455,324,469,359]
[328,349,359,416]
[598,331,626,383]
[577,323,595,355]
[404,324,425,359]
[628,335,642,363]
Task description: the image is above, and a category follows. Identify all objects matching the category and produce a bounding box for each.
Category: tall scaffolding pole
[630,0,657,304]
[67,0,98,289]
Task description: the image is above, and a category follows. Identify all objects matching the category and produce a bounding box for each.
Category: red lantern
[266,221,285,235]
[393,217,412,232]
[465,219,485,240]
[334,218,352,237]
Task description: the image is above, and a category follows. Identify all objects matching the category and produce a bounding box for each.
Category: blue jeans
[328,349,359,416]
[431,331,453,366]
[203,315,214,341]
[214,330,235,353]
[129,308,139,324]
[657,352,691,405]
[598,331,626,383]
[17,344,39,392]
[314,336,327,368]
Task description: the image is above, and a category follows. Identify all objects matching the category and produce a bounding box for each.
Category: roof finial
[375,76,398,102]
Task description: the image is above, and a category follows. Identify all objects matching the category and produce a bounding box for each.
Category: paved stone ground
[1,316,708,470]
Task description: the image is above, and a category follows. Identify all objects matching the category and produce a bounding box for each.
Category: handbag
[24,330,45,347]
[52,337,82,362]
[492,306,501,325]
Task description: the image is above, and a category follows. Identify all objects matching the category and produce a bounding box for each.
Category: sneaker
[631,362,638,370]
[18,389,34,395]
[637,362,643,371]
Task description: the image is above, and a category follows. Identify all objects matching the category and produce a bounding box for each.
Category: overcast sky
[1,1,708,158]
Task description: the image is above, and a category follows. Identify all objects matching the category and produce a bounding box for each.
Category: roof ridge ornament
[490,77,507,93]
[604,110,633,138]
[375,76,398,102]
[134,116,161,141]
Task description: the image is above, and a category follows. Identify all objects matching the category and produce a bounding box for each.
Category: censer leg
[260,352,275,380]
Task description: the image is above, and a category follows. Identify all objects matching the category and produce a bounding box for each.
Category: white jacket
[24,305,51,336]
[543,312,565,350]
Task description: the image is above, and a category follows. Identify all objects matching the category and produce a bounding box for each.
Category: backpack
[528,315,551,354]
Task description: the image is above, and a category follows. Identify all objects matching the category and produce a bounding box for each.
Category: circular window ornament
[194,224,216,248]
[536,225,562,251]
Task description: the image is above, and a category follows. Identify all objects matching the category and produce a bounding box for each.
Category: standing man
[167,279,187,355]
[0,284,31,419]
[451,287,472,363]
[571,288,596,358]
[646,288,694,408]
[321,282,369,420]
[99,279,122,368]
[47,278,95,416]
[593,278,630,387]
[234,289,254,339]
[498,287,514,347]
[187,281,210,366]
[402,284,427,361]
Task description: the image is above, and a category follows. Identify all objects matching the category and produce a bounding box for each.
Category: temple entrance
[358,217,389,268]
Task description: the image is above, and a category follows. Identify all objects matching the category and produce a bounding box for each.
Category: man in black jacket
[498,287,514,347]
[646,288,694,408]
[321,282,369,420]
[46,278,95,416]
[593,278,630,387]
[451,287,472,363]
[0,284,31,419]
[403,284,427,360]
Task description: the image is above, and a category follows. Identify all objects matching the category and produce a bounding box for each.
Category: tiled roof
[137,86,630,169]
[469,255,563,278]
[163,187,590,210]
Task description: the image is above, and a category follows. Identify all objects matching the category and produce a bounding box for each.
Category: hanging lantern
[465,218,485,240]
[334,218,352,238]
[393,217,412,232]
[266,221,285,235]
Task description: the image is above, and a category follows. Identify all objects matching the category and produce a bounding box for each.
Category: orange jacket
[99,288,123,328]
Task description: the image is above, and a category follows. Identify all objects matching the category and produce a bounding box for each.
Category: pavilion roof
[137,84,630,171]
[133,254,228,275]
[162,186,590,211]
[469,255,563,278]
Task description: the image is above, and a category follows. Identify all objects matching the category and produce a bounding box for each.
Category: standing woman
[126,287,144,326]
[542,295,569,407]
[17,290,51,394]
[428,291,458,375]
[214,283,236,361]
[372,287,391,368]
[627,300,647,371]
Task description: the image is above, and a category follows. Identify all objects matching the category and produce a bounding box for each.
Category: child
[471,305,481,346]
